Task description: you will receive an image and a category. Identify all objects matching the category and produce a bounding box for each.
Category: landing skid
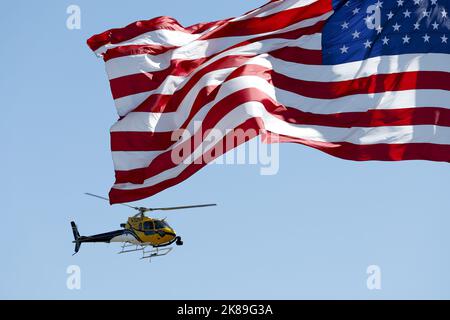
[118,242,173,262]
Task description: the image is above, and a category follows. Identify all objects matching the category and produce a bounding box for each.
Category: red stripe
[103,44,175,62]
[111,131,175,151]
[109,118,262,204]
[270,133,450,162]
[273,70,450,98]
[202,0,331,39]
[269,47,322,65]
[278,106,450,127]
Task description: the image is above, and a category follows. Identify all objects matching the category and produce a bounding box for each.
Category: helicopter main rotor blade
[85,193,217,214]
[144,203,217,212]
[84,193,139,210]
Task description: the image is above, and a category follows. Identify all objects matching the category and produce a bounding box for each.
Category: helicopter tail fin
[71,221,82,255]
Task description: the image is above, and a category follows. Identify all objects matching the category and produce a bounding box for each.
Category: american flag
[88,0,450,204]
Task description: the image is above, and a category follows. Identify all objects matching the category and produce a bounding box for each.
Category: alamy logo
[366,265,382,290]
[66,265,81,290]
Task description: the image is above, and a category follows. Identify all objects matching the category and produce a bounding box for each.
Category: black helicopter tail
[71,221,82,255]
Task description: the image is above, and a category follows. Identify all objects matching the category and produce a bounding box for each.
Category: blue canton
[322,0,450,64]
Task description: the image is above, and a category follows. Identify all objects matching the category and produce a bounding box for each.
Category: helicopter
[71,193,216,260]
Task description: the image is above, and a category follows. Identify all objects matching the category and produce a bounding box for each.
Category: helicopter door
[143,221,155,235]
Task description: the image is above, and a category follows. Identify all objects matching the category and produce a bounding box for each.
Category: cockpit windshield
[154,220,170,230]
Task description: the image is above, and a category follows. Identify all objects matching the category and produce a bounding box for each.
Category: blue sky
[1,0,450,299]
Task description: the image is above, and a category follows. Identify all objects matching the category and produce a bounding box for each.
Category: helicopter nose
[164,227,176,237]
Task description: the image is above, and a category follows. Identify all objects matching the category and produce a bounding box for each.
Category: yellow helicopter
[71,193,216,260]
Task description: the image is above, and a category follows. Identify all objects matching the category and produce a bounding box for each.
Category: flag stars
[341,21,349,29]
[402,34,410,44]
[363,39,372,48]
[397,0,404,6]
[431,0,438,5]
[414,22,420,30]
[441,34,448,43]
[375,1,383,8]
[422,10,431,18]
[376,25,383,34]
[382,36,390,45]
[387,11,394,20]
[423,33,431,42]
[442,9,448,18]
[364,16,372,25]
[432,21,439,30]
[352,30,361,39]
[340,45,349,54]
[393,23,401,31]
[403,9,411,18]
[352,7,360,15]
[414,0,422,5]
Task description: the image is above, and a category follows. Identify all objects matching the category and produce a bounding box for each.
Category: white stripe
[270,52,450,82]
[113,101,450,190]
[111,72,450,133]
[112,151,160,171]
[94,29,202,56]
[250,0,318,18]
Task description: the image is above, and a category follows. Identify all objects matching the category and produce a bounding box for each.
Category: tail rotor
[71,221,82,255]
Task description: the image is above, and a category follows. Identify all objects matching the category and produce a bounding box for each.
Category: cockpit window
[154,220,169,229]
[143,221,154,230]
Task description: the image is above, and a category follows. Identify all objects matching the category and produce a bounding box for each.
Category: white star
[403,9,411,18]
[414,0,421,5]
[402,34,410,44]
[375,1,383,8]
[352,30,360,39]
[431,0,438,5]
[442,34,448,43]
[382,36,390,45]
[340,45,349,54]
[422,10,431,17]
[352,7,360,15]
[345,1,351,6]
[387,11,394,20]
[363,40,372,48]
[341,21,349,29]
[397,0,404,7]
[376,26,383,34]
[432,21,439,30]
[393,23,401,31]
[442,9,448,18]
[413,22,420,30]
[423,33,430,42]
